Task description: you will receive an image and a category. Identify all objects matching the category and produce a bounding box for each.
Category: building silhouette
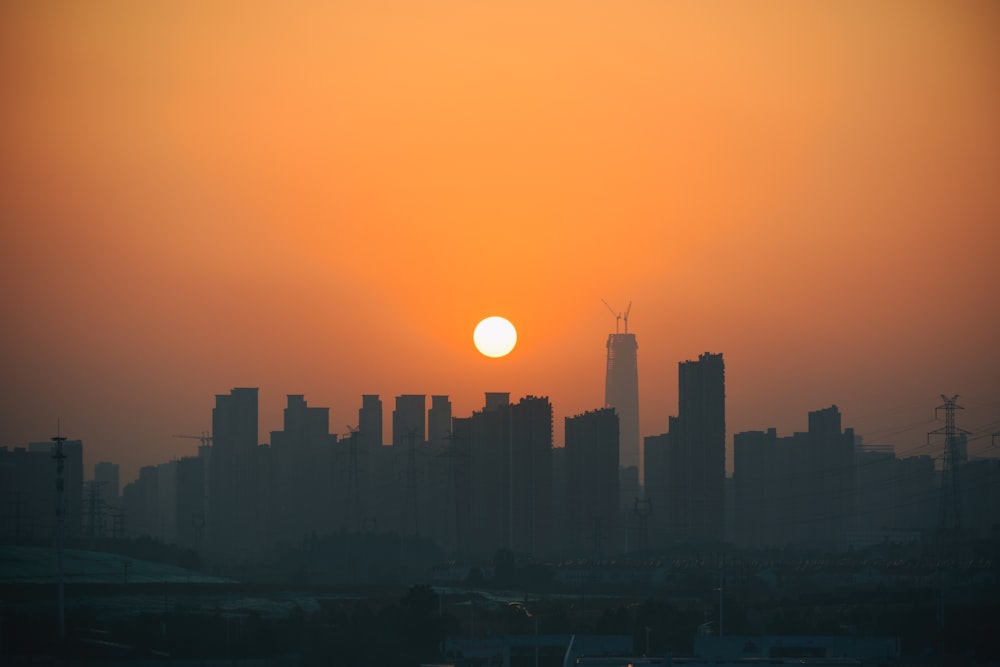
[357,394,383,533]
[358,394,384,449]
[509,396,553,557]
[174,453,207,552]
[734,405,862,549]
[428,395,452,449]
[0,441,82,541]
[642,428,674,550]
[93,461,119,510]
[605,323,639,504]
[644,353,726,545]
[565,408,620,556]
[122,464,159,540]
[30,440,84,541]
[466,393,553,557]
[206,387,261,561]
[675,353,726,543]
[393,394,426,448]
[269,394,337,541]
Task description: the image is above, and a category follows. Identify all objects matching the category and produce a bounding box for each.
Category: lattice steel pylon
[928,394,970,537]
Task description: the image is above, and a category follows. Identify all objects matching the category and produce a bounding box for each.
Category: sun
[473,316,517,358]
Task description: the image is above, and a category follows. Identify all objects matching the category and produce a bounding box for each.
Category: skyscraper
[269,395,336,541]
[604,311,639,501]
[565,408,620,556]
[428,395,452,448]
[358,394,383,449]
[467,393,552,557]
[207,387,260,560]
[674,352,726,544]
[393,394,426,448]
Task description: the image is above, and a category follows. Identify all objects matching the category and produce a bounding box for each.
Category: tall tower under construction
[604,302,640,500]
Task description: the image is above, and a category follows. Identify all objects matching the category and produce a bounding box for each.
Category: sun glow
[473,316,517,358]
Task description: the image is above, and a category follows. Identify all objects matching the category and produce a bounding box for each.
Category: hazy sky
[2,1,998,485]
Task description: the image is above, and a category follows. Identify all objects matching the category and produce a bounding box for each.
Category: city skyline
[2,2,998,484]
[22,370,998,491]
[8,378,995,561]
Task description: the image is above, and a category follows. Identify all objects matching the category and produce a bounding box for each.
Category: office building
[605,323,640,502]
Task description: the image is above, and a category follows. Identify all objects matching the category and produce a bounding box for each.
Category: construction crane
[602,300,621,334]
[601,299,632,334]
[172,432,213,448]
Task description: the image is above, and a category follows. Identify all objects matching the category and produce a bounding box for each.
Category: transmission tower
[928,394,970,537]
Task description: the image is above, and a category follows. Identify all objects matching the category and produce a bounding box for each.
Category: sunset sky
[2,1,998,485]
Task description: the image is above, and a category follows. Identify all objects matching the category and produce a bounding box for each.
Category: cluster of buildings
[2,323,997,566]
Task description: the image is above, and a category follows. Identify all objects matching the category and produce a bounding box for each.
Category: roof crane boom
[601,299,622,334]
[623,301,632,334]
[172,431,213,448]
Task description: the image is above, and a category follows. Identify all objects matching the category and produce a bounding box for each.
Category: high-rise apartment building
[733,405,856,549]
[642,430,673,550]
[509,396,553,557]
[0,441,82,541]
[673,352,726,544]
[565,408,620,556]
[358,394,383,449]
[605,324,639,502]
[207,387,260,561]
[428,395,452,448]
[270,395,337,541]
[467,393,552,557]
[393,394,426,447]
[357,394,384,531]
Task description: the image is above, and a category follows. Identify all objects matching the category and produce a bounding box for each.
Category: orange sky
[2,1,998,484]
